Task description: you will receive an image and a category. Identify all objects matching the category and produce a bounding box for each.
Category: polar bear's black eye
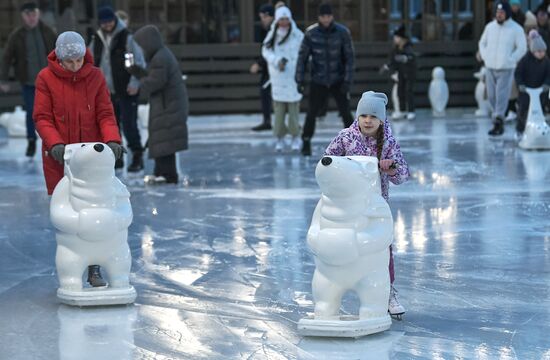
[81,144,85,147]
[321,157,332,166]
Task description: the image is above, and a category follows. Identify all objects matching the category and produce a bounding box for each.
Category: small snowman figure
[474,67,491,117]
[428,67,449,117]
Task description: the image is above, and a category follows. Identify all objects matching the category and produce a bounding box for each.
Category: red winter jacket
[34,49,121,194]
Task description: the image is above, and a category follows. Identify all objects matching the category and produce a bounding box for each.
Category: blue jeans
[22,85,37,140]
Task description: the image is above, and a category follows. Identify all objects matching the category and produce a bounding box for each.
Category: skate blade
[389,312,405,321]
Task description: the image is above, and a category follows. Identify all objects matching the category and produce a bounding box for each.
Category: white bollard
[50,142,136,306]
[298,156,393,338]
[429,66,449,117]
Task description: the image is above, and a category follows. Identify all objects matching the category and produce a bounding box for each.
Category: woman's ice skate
[388,285,405,320]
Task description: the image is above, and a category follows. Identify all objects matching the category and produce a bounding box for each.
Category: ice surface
[1,110,549,359]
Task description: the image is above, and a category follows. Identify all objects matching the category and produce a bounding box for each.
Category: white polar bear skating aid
[50,142,136,306]
[298,156,394,337]
[518,87,550,150]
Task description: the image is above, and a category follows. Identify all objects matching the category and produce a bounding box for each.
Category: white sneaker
[144,175,167,185]
[406,112,416,120]
[505,111,517,122]
[388,285,405,318]
[391,111,405,120]
[291,137,301,151]
[275,139,284,152]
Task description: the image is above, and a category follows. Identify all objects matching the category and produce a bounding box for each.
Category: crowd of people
[0,2,189,187]
[478,0,550,137]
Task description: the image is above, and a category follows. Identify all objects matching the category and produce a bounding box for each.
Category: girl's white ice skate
[388,285,405,320]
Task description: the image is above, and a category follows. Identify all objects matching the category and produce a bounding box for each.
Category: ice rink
[1,110,549,359]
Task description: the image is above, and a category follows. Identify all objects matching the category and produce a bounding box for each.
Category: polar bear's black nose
[94,144,104,152]
[321,157,332,166]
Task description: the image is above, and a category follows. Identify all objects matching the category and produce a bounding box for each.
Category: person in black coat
[295,2,355,156]
[510,0,526,27]
[381,25,417,120]
[128,25,189,184]
[250,4,274,132]
[514,30,550,133]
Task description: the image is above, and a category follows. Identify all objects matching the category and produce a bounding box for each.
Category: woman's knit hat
[55,31,86,60]
[529,29,547,52]
[356,91,388,120]
[275,6,292,22]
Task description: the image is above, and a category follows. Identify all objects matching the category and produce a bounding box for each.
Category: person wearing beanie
[324,90,410,318]
[89,6,146,172]
[380,25,417,120]
[533,4,550,57]
[514,30,550,134]
[478,1,527,136]
[510,0,526,27]
[126,25,189,185]
[0,2,56,157]
[33,31,123,287]
[250,3,275,132]
[295,1,355,156]
[262,6,304,153]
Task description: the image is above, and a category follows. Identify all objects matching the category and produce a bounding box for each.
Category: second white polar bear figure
[299,156,394,337]
[50,142,136,306]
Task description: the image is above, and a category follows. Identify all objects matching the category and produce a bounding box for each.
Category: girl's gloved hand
[107,142,127,160]
[379,159,397,176]
[50,144,66,164]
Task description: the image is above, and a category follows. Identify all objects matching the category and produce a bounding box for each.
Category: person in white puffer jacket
[262,6,304,152]
[479,1,527,136]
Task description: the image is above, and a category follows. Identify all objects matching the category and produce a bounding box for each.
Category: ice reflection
[58,305,136,360]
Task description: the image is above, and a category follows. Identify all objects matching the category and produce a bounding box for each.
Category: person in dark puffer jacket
[514,30,550,134]
[127,25,189,185]
[295,2,355,156]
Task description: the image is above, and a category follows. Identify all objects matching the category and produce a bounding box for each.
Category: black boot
[488,117,504,136]
[251,122,272,131]
[301,139,311,156]
[87,265,107,287]
[25,139,36,157]
[128,151,144,172]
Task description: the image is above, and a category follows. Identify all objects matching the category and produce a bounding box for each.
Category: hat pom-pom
[529,29,540,40]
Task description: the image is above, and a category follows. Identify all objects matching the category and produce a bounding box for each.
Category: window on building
[377,0,473,41]
[127,0,240,44]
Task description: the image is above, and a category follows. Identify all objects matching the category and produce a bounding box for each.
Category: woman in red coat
[34,31,123,195]
[33,31,125,287]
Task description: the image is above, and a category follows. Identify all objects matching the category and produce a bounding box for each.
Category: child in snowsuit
[382,25,417,120]
[324,91,410,317]
[514,29,550,134]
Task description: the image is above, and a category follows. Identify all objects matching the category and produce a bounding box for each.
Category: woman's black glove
[50,144,65,164]
[126,65,148,79]
[107,142,127,160]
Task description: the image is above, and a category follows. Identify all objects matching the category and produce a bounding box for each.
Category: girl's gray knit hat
[356,91,388,120]
[55,31,86,60]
